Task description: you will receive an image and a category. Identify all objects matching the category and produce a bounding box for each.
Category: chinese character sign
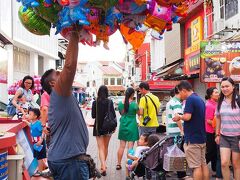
[200,41,240,82]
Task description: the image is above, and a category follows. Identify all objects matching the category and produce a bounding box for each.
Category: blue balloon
[172,16,179,23]
[17,0,39,12]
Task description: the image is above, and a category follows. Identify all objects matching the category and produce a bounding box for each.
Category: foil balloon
[173,2,188,17]
[44,0,53,7]
[120,24,146,51]
[116,0,147,14]
[17,0,40,12]
[18,6,51,35]
[88,0,119,10]
[122,14,146,29]
[57,0,69,6]
[56,5,89,34]
[145,2,172,32]
[151,30,163,40]
[156,0,186,7]
[34,0,62,24]
[60,26,94,46]
[105,7,122,29]
[90,25,118,50]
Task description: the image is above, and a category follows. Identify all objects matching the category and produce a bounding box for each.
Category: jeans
[48,158,89,180]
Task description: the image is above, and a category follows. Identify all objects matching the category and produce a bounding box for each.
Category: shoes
[33,171,42,177]
[101,171,107,176]
[41,170,53,178]
[116,164,122,170]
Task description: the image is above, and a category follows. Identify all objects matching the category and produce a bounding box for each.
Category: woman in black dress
[91,85,116,176]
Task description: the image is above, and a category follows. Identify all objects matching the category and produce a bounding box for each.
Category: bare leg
[202,164,210,180]
[232,152,240,180]
[38,160,46,171]
[96,136,107,171]
[193,167,203,180]
[127,141,135,150]
[220,148,231,180]
[117,140,126,166]
[103,135,111,161]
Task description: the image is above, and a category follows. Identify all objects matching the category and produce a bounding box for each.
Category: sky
[78,30,127,62]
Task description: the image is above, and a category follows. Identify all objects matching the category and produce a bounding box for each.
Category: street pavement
[31,110,224,180]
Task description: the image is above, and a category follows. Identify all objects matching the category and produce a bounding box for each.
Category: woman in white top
[12,75,34,113]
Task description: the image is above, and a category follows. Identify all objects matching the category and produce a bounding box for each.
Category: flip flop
[33,171,42,177]
[116,164,122,170]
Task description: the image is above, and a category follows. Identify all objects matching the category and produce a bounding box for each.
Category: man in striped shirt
[166,87,187,179]
[166,87,184,136]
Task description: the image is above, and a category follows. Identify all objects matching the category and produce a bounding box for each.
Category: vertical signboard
[184,13,204,75]
[0,151,8,180]
[200,41,240,82]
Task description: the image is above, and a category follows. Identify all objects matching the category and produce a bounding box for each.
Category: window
[117,78,122,85]
[187,28,191,48]
[13,47,30,73]
[220,0,225,19]
[110,78,115,85]
[104,78,108,85]
[38,55,44,76]
[225,0,238,20]
[87,81,89,87]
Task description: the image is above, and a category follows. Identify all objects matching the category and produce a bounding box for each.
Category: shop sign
[148,73,179,90]
[200,41,240,82]
[185,16,203,74]
[0,151,8,180]
[0,48,8,84]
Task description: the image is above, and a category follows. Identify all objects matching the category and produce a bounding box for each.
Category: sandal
[33,171,42,177]
[116,164,122,170]
[101,171,107,176]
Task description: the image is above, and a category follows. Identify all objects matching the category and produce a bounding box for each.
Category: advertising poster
[0,48,8,84]
[200,41,240,82]
[0,151,8,180]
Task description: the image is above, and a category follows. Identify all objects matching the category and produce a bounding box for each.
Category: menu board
[200,41,240,82]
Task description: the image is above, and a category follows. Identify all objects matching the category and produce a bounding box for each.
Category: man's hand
[173,113,181,122]
[36,140,43,146]
[215,136,220,145]
[43,126,50,135]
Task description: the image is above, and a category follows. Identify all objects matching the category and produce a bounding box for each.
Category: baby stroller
[130,135,183,180]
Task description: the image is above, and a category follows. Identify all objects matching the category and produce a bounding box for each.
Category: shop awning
[72,81,85,88]
[156,59,184,79]
[107,85,125,91]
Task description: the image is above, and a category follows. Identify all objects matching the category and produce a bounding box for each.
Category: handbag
[101,99,117,132]
[7,99,16,116]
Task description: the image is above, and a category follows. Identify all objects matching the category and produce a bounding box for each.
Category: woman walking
[215,77,240,180]
[116,87,139,170]
[92,85,116,176]
[205,87,219,177]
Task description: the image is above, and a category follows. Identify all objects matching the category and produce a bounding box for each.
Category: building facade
[0,1,58,103]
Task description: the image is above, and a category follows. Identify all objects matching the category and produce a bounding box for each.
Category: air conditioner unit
[213,19,225,34]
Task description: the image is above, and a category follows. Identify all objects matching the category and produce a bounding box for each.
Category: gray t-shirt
[48,90,89,161]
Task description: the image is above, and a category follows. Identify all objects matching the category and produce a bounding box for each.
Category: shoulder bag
[142,95,158,126]
[101,99,117,132]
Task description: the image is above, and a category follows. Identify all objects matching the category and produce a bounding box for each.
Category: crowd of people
[8,29,240,180]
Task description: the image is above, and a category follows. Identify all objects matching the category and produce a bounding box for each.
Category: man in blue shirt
[173,81,209,180]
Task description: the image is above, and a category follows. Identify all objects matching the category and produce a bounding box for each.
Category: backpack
[7,99,16,116]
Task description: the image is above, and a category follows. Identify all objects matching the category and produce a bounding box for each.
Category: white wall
[0,0,12,40]
[12,1,58,59]
[151,38,165,71]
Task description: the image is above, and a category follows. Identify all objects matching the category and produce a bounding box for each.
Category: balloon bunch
[17,0,194,50]
[8,76,42,95]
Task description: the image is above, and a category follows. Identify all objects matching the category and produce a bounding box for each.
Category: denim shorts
[48,157,89,180]
[220,135,240,153]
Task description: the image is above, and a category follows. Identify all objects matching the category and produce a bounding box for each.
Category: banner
[0,47,8,84]
[0,151,8,180]
[200,41,240,82]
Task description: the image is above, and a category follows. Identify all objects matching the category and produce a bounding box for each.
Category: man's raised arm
[54,31,79,96]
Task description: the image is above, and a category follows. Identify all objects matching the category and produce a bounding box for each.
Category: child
[126,134,161,179]
[23,108,47,176]
[13,95,29,120]
[126,133,150,178]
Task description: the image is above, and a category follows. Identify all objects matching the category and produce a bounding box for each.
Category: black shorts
[220,135,240,153]
[33,140,47,160]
